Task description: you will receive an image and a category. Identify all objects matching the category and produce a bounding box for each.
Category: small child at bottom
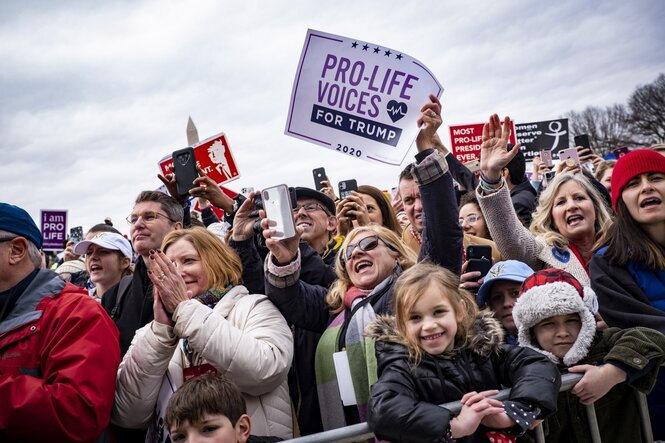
[512,268,665,443]
[164,374,283,443]
[367,263,561,443]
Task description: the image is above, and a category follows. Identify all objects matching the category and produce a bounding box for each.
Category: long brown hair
[603,199,665,269]
[394,263,478,365]
[358,185,402,235]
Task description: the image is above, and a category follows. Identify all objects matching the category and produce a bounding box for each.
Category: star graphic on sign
[396,53,403,60]
[373,46,380,54]
[384,50,392,57]
[351,41,358,48]
[362,44,369,51]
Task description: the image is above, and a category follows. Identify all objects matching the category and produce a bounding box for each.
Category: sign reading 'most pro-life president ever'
[285,29,443,166]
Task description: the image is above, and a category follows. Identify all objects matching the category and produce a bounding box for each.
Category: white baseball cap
[74,232,133,258]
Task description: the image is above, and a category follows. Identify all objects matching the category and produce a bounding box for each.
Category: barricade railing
[287,372,654,443]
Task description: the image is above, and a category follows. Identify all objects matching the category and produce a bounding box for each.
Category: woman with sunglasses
[262,95,462,432]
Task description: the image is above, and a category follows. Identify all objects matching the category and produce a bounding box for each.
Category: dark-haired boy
[165,375,283,443]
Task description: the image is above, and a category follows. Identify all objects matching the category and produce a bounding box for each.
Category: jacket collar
[0,269,65,335]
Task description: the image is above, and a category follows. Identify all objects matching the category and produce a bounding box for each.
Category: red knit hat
[611,149,665,210]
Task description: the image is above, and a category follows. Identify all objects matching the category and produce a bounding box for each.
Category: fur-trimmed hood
[366,309,505,358]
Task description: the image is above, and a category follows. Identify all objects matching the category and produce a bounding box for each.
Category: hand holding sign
[479,114,521,183]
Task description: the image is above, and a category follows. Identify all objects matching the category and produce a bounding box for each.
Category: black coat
[510,180,538,227]
[367,313,561,443]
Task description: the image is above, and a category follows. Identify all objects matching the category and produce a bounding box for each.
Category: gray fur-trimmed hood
[365,309,505,358]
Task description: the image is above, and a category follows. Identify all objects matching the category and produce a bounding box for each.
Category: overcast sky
[2,0,664,240]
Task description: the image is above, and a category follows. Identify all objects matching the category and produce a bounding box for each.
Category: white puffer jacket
[112,285,294,439]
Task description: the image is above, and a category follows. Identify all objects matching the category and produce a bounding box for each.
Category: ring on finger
[158,273,166,281]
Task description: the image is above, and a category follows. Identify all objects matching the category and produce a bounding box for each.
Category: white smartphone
[262,184,296,239]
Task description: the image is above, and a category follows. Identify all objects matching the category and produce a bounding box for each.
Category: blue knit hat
[0,203,43,248]
[476,260,534,306]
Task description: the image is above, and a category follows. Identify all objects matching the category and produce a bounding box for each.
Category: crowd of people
[2,96,665,443]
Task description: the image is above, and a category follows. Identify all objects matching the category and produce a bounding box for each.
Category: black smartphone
[467,245,492,261]
[466,245,492,283]
[70,226,83,244]
[338,179,358,199]
[574,134,591,151]
[172,147,198,197]
[313,167,327,192]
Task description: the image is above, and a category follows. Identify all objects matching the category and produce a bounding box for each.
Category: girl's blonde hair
[529,173,612,250]
[162,227,243,292]
[394,263,478,365]
[327,225,417,314]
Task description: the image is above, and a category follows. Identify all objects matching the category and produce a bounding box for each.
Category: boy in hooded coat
[512,269,665,443]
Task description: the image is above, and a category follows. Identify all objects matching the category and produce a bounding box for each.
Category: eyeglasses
[458,214,481,227]
[292,203,327,214]
[343,235,396,261]
[126,211,174,225]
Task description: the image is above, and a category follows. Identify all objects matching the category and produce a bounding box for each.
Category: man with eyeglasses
[101,191,184,359]
[0,203,120,442]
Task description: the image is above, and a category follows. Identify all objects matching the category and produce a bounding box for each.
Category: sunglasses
[343,235,396,261]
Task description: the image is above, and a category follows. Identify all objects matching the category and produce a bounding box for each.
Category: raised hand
[231,192,259,242]
[189,167,234,213]
[319,179,337,202]
[415,94,443,152]
[261,210,303,265]
[479,114,521,182]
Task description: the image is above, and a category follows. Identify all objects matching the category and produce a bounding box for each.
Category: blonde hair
[529,173,612,250]
[394,263,478,365]
[162,227,243,291]
[327,225,417,314]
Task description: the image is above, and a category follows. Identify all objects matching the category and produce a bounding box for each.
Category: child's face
[533,313,582,358]
[169,413,250,443]
[405,283,460,355]
[487,280,521,335]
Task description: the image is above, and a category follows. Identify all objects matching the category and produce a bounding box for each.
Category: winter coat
[367,312,561,443]
[477,182,590,285]
[102,256,154,356]
[0,269,120,443]
[112,285,294,440]
[543,328,665,443]
[589,252,665,334]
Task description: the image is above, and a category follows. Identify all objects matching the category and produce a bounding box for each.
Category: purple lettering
[399,74,419,100]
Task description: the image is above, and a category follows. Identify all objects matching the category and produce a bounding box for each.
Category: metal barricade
[287,372,654,443]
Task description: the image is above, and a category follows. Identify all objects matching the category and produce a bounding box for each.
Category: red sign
[159,132,240,185]
[449,122,516,163]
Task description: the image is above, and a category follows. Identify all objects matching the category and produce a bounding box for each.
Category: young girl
[367,263,560,442]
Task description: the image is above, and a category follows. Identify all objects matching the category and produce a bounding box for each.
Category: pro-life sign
[159,132,240,185]
[41,209,67,251]
[515,119,569,159]
[285,29,443,166]
[449,122,516,163]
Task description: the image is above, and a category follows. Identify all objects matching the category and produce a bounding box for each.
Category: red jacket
[0,270,121,443]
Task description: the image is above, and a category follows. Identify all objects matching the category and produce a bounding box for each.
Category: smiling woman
[589,149,665,439]
[112,227,294,441]
[476,114,613,285]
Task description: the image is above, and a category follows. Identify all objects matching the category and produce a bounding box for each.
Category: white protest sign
[285,29,443,166]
